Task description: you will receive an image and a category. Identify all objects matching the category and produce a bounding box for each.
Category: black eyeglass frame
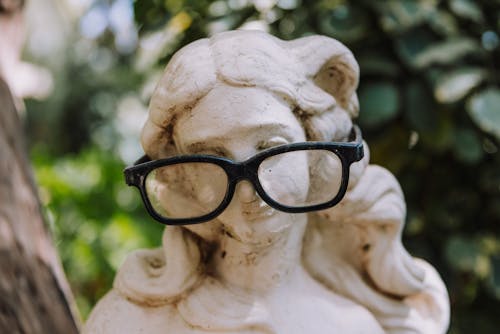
[124,125,364,225]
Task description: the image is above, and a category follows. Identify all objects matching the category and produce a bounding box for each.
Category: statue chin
[84,30,450,334]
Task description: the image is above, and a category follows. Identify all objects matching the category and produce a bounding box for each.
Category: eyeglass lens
[145,162,228,219]
[144,149,343,220]
[258,149,342,207]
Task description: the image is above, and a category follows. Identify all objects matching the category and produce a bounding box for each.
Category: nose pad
[236,180,257,204]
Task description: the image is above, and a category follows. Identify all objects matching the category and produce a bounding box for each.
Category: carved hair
[141,30,359,159]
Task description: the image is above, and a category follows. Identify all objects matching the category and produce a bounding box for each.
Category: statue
[84,30,450,334]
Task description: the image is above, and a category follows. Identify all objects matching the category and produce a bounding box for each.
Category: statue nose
[237,180,257,204]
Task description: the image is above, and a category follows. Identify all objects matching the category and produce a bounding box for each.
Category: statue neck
[210,215,307,294]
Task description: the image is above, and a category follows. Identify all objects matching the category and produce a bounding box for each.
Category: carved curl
[141,30,359,160]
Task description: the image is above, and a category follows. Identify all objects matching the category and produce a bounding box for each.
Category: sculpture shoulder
[288,269,385,334]
[83,289,269,334]
[83,289,197,334]
[83,227,204,333]
[279,289,385,334]
[173,271,385,334]
[111,227,203,305]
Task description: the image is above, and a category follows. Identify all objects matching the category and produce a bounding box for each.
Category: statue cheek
[258,151,310,206]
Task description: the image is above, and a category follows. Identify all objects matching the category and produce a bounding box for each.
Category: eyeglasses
[125,125,363,225]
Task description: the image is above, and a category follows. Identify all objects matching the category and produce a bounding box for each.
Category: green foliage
[358,81,400,128]
[33,148,163,317]
[26,0,500,331]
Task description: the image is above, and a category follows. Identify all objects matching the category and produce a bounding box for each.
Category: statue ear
[289,36,360,117]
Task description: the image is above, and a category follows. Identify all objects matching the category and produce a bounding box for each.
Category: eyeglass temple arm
[351,125,364,162]
[124,155,151,186]
[134,155,151,165]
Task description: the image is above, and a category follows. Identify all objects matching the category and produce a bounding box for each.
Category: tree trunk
[0,78,80,333]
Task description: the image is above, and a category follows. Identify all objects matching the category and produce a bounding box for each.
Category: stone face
[84,30,450,334]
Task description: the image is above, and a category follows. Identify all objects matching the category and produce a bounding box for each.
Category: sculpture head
[129,31,364,243]
[132,30,363,245]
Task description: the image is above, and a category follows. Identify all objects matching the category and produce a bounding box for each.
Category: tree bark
[0,77,80,332]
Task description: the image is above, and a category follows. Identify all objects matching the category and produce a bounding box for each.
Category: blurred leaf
[396,29,436,68]
[277,0,301,10]
[427,10,459,36]
[413,37,481,68]
[358,55,400,77]
[467,88,500,140]
[374,0,432,33]
[419,113,454,152]
[434,67,487,103]
[367,125,409,174]
[488,256,500,299]
[135,11,193,70]
[487,198,500,221]
[480,235,500,255]
[449,0,484,23]
[453,128,483,164]
[102,213,150,270]
[359,82,400,128]
[479,166,500,194]
[446,236,490,278]
[318,5,369,43]
[404,80,437,132]
[134,0,171,32]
